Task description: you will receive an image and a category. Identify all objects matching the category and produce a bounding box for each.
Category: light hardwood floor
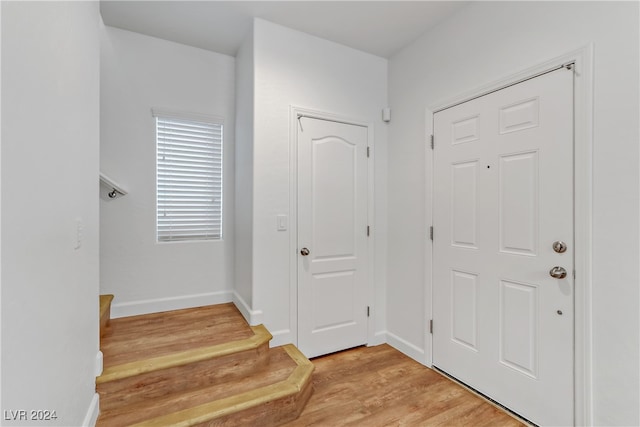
[98,303,523,426]
[286,344,524,426]
[101,303,254,366]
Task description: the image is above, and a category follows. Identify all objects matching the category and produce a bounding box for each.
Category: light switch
[277,214,288,231]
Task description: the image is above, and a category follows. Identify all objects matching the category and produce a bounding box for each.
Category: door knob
[549,266,567,279]
[300,248,310,256]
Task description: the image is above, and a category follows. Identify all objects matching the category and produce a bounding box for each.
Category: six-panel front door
[297,116,369,359]
[432,68,574,425]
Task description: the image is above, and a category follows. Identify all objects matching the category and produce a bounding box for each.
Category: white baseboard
[386,331,426,365]
[82,393,100,427]
[269,329,293,347]
[232,291,263,326]
[368,330,388,347]
[95,351,103,377]
[111,291,233,318]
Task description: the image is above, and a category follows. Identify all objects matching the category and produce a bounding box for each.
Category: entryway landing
[96,298,525,426]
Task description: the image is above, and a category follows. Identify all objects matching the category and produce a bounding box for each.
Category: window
[154,110,223,242]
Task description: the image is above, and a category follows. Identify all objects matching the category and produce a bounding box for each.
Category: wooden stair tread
[99,346,294,423]
[97,345,314,427]
[97,324,271,384]
[101,303,253,366]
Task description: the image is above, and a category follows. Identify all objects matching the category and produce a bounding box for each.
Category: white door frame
[425,45,594,426]
[289,106,376,350]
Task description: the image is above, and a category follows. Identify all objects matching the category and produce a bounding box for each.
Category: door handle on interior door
[300,248,310,256]
[549,266,567,279]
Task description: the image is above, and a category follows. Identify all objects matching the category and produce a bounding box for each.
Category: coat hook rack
[100,172,128,200]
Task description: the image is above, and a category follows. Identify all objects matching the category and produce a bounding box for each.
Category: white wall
[0,1,3,413]
[388,2,639,426]
[1,2,100,425]
[100,27,236,317]
[251,19,388,345]
[234,28,255,314]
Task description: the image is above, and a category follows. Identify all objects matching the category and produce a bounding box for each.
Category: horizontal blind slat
[158,119,221,131]
[158,181,221,186]
[158,165,222,173]
[158,135,222,145]
[157,124,221,135]
[158,157,219,167]
[157,147,222,157]
[157,140,222,150]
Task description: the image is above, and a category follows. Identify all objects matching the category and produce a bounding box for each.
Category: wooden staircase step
[101,303,253,366]
[97,344,314,427]
[96,303,314,426]
[97,325,272,411]
[99,294,114,338]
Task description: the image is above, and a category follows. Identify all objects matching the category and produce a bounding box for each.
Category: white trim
[150,107,224,125]
[426,46,594,426]
[289,106,376,349]
[111,290,233,318]
[365,118,376,348]
[288,107,299,347]
[95,351,103,377]
[571,45,594,427]
[368,330,387,347]
[232,291,264,326]
[386,331,426,363]
[424,109,434,367]
[269,329,294,348]
[82,393,100,427]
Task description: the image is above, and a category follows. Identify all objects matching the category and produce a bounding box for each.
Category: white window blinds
[155,113,223,242]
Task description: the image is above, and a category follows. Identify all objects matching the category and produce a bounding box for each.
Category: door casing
[425,46,594,425]
[289,106,376,353]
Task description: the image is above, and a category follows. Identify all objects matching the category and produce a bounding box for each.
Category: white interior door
[432,68,574,426]
[297,116,369,359]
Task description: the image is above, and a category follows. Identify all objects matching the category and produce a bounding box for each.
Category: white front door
[433,67,574,426]
[297,116,369,359]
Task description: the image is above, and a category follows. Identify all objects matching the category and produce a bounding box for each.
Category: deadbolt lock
[552,241,567,254]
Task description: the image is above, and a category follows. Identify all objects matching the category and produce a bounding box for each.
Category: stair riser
[98,344,269,412]
[193,381,314,427]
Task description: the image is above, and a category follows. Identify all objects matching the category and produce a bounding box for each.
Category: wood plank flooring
[285,344,524,426]
[101,303,253,366]
[99,303,523,426]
